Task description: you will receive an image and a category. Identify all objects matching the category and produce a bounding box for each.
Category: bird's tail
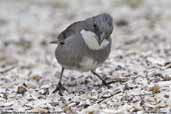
[49,40,59,44]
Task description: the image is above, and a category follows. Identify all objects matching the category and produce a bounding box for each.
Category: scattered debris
[149,85,161,94]
[31,75,42,82]
[17,85,27,95]
[31,107,49,113]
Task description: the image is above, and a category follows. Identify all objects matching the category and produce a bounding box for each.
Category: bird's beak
[98,32,106,45]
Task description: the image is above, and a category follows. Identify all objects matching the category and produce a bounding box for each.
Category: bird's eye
[93,23,97,28]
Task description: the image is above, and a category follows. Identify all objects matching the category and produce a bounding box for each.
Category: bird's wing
[55,33,87,68]
[56,21,84,44]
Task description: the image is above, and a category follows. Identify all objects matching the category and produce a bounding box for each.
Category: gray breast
[55,33,111,71]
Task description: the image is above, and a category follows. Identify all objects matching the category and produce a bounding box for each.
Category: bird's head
[92,13,113,45]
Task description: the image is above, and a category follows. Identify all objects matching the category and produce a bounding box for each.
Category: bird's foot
[101,80,112,88]
[52,82,67,95]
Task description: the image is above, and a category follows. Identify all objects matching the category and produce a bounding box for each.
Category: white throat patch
[80,29,109,50]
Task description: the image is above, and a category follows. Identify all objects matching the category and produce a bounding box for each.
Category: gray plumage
[52,13,113,94]
[56,33,111,71]
[55,13,113,71]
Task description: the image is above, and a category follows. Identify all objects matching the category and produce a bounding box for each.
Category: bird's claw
[101,80,112,88]
[52,82,67,95]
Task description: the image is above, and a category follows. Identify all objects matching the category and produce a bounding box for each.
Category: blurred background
[1,0,171,113]
[1,0,171,68]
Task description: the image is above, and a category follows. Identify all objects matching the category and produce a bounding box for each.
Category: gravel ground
[1,0,171,113]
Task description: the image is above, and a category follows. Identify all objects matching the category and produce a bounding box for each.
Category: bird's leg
[53,67,67,95]
[91,71,110,88]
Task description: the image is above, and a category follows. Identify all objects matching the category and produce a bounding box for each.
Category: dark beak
[98,32,106,45]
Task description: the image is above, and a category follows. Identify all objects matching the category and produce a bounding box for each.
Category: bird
[51,13,113,94]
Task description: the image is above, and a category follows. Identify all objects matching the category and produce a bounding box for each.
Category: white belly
[79,56,99,71]
[61,56,99,72]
